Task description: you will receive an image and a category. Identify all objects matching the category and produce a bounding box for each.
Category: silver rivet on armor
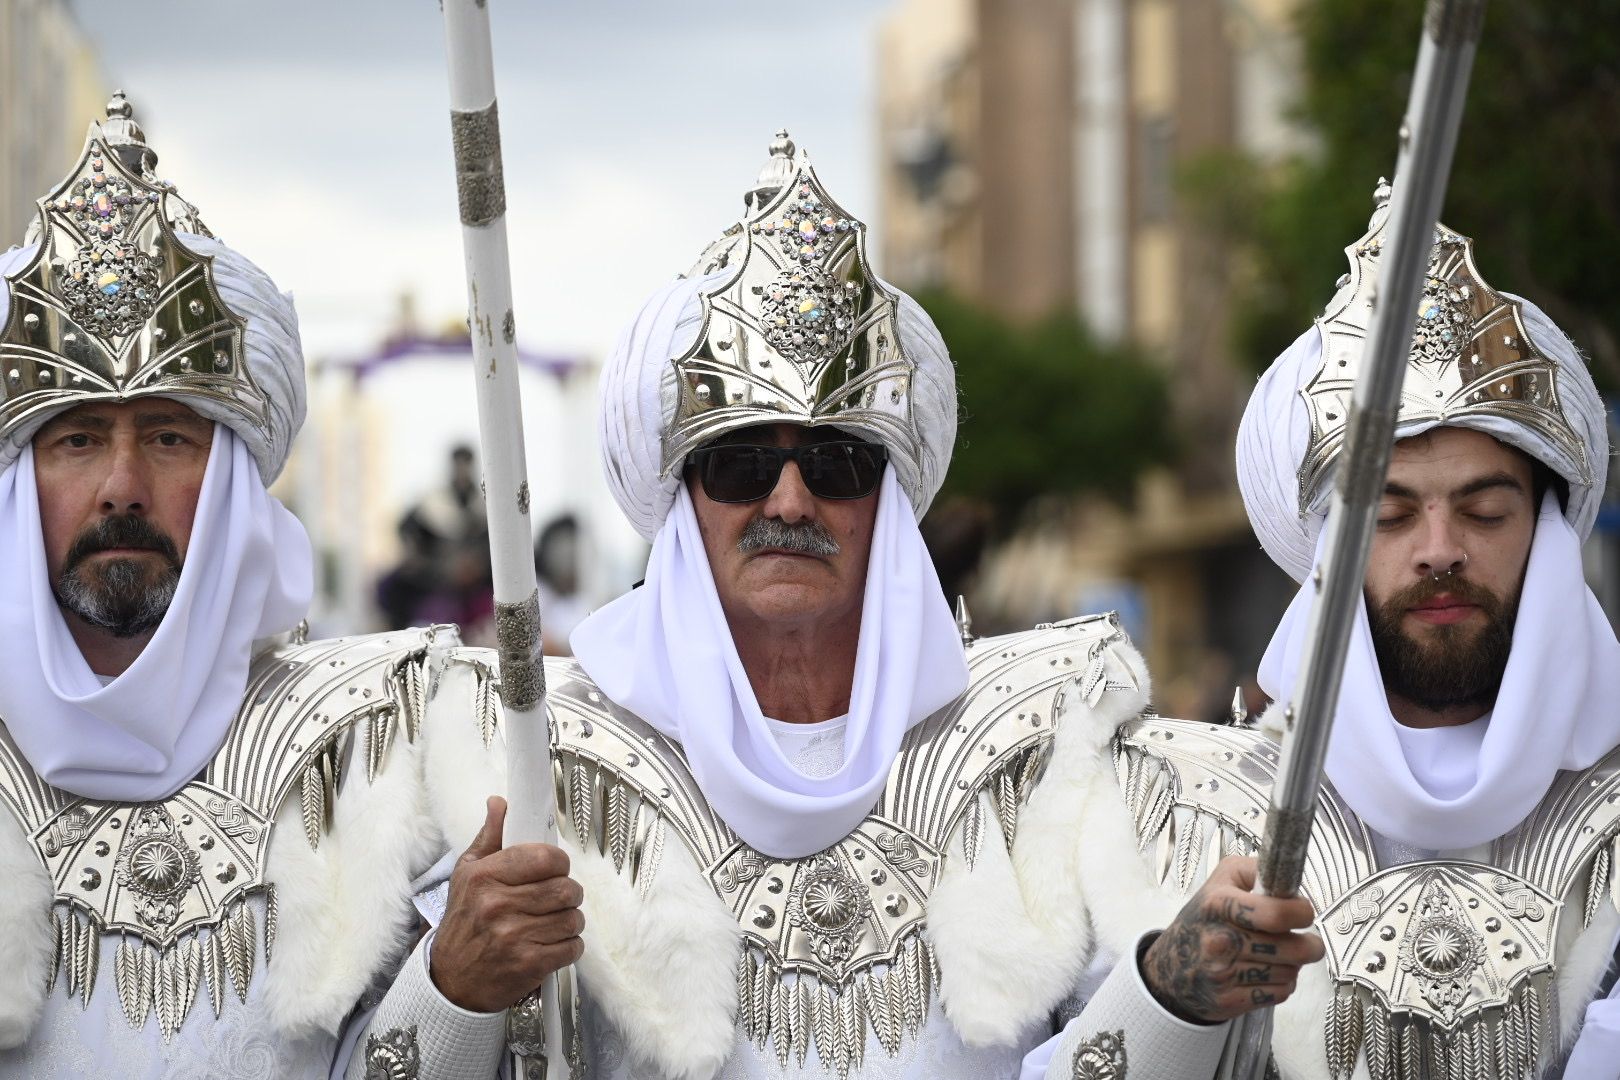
[695,385,711,402]
[94,841,110,857]
[64,332,77,344]
[215,862,238,883]
[38,369,51,383]
[180,813,192,825]
[1397,903,1409,914]
[752,905,777,929]
[884,894,908,917]
[1484,917,1501,932]
[1380,925,1396,941]
[79,868,101,890]
[853,850,865,860]
[6,370,17,383]
[152,327,166,342]
[1501,940,1521,960]
[1366,952,1386,972]
[215,350,231,371]
[766,876,784,894]
[188,299,204,318]
[870,868,887,886]
[625,752,640,767]
[23,313,39,330]
[109,817,121,829]
[1467,897,1479,908]
[199,835,214,850]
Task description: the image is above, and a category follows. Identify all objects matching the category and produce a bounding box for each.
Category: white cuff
[344,931,508,1080]
[1024,931,1230,1080]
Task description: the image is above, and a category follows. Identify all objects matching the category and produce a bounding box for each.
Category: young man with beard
[0,96,575,1077]
[426,132,1319,1079]
[1025,187,1620,1078]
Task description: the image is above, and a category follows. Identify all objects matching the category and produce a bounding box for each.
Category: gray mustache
[737,517,841,557]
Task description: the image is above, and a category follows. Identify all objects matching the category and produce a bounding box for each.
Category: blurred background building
[878,0,1307,719]
[3,0,1616,691]
[1,0,106,246]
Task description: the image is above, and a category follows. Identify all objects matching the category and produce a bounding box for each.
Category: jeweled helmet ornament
[660,131,923,486]
[0,92,270,456]
[1297,180,1590,512]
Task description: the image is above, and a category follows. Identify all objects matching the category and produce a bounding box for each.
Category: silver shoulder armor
[549,612,1132,1074]
[1115,716,1620,1079]
[0,625,446,1036]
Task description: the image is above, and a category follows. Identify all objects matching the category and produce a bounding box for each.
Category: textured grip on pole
[451,102,506,227]
[496,590,546,712]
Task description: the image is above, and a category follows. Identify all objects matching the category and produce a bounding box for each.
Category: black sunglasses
[688,441,888,503]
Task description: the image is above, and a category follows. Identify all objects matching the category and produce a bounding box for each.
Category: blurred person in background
[377,442,494,634]
[534,512,589,655]
[0,96,577,1078]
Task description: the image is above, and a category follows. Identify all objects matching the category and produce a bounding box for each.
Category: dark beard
[53,515,182,638]
[1368,574,1518,713]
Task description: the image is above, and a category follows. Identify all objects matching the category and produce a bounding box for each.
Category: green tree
[1190,1,1620,386]
[914,290,1175,520]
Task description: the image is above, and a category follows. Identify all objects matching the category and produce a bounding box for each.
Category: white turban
[598,273,958,542]
[1238,296,1609,583]
[0,233,307,486]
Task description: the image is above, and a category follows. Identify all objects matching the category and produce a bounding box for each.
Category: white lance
[1219,1,1487,1077]
[438,1,571,1074]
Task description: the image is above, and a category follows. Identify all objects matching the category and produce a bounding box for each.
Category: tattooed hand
[1140,855,1324,1024]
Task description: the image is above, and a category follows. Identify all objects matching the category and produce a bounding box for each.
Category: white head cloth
[1239,302,1620,849]
[575,276,968,858]
[0,235,308,485]
[0,240,313,801]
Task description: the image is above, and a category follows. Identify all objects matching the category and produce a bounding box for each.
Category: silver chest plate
[0,628,439,1038]
[1114,717,1620,1080]
[545,613,1135,1076]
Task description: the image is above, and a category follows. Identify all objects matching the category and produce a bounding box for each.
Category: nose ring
[1430,550,1468,585]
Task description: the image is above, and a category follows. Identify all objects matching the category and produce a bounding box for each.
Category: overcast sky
[67,0,893,364]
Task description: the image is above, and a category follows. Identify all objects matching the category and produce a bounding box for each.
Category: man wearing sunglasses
[433,133,1303,1078]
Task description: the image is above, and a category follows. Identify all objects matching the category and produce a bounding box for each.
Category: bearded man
[0,96,576,1078]
[429,132,1319,1080]
[1035,185,1620,1078]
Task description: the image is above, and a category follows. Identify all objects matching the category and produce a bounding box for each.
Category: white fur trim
[263,679,440,1037]
[932,639,1151,1047]
[420,653,507,854]
[570,833,741,1079]
[0,811,51,1047]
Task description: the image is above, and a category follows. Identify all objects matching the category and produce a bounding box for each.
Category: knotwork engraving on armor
[365,1024,421,1080]
[38,806,91,857]
[205,794,261,843]
[1070,1029,1126,1080]
[716,849,766,893]
[874,829,930,877]
[114,805,202,929]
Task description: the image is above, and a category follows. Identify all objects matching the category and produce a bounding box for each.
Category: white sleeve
[340,932,508,1080]
[1020,931,1228,1080]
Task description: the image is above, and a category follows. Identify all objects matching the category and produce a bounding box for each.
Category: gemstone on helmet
[71,196,86,211]
[97,223,114,238]
[93,193,113,218]
[188,299,205,318]
[215,350,231,371]
[91,157,104,170]
[836,219,851,232]
[147,192,160,202]
[798,245,816,261]
[1417,297,1442,321]
[97,271,121,295]
[797,220,818,242]
[797,298,824,321]
[92,173,107,189]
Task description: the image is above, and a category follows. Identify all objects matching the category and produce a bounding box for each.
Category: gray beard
[55,559,179,639]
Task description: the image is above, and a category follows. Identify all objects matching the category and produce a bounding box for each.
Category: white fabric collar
[1259,493,1620,849]
[0,429,313,800]
[570,468,969,858]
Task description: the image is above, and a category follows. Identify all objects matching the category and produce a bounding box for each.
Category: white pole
[438,2,566,1075]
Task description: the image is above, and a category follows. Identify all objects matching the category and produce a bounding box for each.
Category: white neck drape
[0,428,313,801]
[571,468,969,858]
[1258,493,1620,850]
